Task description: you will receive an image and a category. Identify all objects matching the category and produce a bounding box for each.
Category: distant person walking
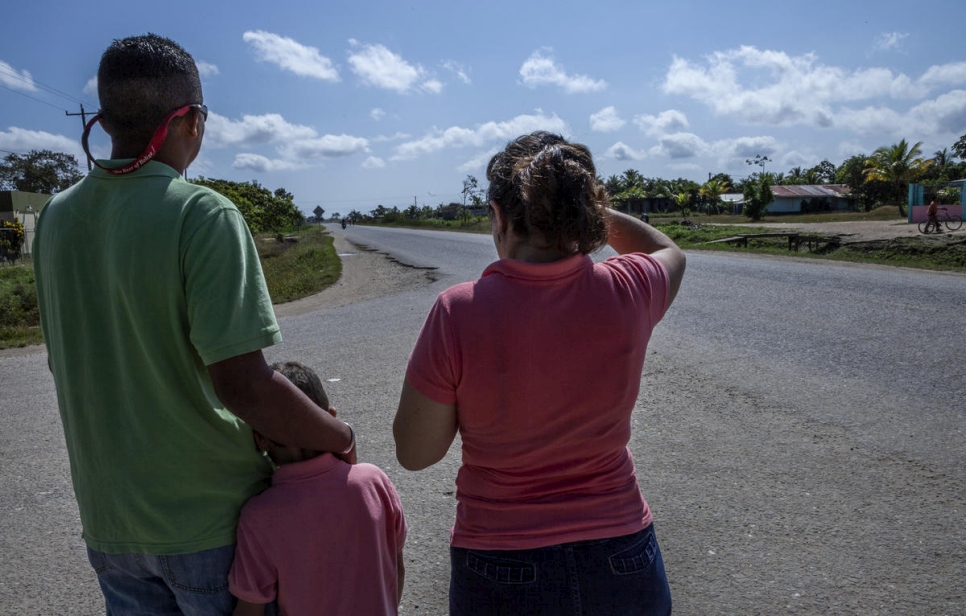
[32,34,354,615]
[393,131,686,615]
[927,199,941,233]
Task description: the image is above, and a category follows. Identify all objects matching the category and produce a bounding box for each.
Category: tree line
[0,150,304,238]
[3,134,964,231]
[605,134,966,220]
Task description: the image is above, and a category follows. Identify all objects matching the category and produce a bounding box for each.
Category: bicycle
[918,207,963,234]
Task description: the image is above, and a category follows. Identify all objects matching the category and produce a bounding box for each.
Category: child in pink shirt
[229,362,407,616]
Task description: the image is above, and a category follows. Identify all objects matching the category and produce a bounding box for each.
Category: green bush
[0,265,42,348]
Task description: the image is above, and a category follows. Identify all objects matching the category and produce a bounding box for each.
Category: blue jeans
[86,545,236,615]
[450,525,671,616]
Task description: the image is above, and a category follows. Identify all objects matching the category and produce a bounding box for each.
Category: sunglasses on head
[82,103,208,175]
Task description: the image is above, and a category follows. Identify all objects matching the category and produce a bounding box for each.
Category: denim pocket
[86,547,112,575]
[466,551,537,584]
[159,545,234,594]
[607,528,657,575]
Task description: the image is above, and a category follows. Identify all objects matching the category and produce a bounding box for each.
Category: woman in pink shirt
[394,132,686,615]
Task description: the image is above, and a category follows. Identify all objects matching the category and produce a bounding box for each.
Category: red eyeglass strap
[82,104,194,176]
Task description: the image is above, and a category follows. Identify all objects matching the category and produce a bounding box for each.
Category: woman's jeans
[86,545,236,616]
[450,524,672,615]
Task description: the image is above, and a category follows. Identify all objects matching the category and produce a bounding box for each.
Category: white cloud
[519,48,606,94]
[650,132,708,159]
[634,110,689,137]
[196,61,219,78]
[205,112,318,148]
[919,62,966,88]
[279,134,369,159]
[831,90,966,138]
[370,108,386,121]
[711,135,779,163]
[0,127,84,162]
[663,46,925,129]
[362,156,385,169]
[603,142,647,161]
[421,79,443,94]
[0,60,36,92]
[873,32,908,52]
[232,153,307,172]
[243,31,340,81]
[590,107,626,132]
[906,89,966,135]
[443,60,471,84]
[372,131,411,142]
[347,41,438,94]
[392,112,568,160]
[83,76,97,97]
[457,148,500,173]
[778,150,812,168]
[837,141,869,158]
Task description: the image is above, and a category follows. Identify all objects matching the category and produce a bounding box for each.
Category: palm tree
[933,148,950,171]
[864,139,932,216]
[621,169,644,191]
[802,168,821,185]
[674,192,691,218]
[699,178,731,214]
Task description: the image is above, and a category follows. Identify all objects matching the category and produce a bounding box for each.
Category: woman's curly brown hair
[486,131,608,255]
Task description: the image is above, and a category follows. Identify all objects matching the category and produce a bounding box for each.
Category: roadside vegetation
[257,228,341,304]
[0,265,39,348]
[0,227,341,350]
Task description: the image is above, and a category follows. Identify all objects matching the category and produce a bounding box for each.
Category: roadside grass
[0,228,342,350]
[683,205,906,225]
[0,265,41,348]
[657,215,966,272]
[256,228,342,304]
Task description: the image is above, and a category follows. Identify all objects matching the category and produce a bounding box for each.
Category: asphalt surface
[1,225,964,614]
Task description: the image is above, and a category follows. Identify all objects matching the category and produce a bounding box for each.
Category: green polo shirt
[33,161,280,554]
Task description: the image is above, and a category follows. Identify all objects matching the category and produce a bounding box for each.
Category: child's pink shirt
[228,453,406,615]
[406,253,669,550]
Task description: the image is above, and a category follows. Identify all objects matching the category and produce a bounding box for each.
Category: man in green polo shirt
[32,34,354,615]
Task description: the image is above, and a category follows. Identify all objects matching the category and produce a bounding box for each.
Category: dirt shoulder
[272,232,437,318]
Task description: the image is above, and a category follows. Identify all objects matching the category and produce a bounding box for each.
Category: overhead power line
[0,63,96,108]
[0,83,71,112]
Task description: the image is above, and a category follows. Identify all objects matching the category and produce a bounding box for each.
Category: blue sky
[2,0,964,215]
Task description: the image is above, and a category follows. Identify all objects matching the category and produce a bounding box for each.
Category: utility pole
[66,104,96,171]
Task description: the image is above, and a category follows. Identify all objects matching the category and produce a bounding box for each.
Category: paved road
[2,226,964,614]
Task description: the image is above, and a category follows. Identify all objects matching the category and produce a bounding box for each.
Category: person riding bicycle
[927,199,941,233]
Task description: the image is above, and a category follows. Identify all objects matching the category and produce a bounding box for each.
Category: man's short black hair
[97,33,202,143]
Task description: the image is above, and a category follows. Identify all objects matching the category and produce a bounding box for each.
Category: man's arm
[208,350,356,463]
[605,209,687,307]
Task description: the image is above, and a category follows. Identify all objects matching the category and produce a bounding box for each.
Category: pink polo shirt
[228,454,406,615]
[406,253,669,550]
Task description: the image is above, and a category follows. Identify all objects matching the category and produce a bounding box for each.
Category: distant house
[720,193,744,214]
[726,185,853,216]
[767,184,853,214]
